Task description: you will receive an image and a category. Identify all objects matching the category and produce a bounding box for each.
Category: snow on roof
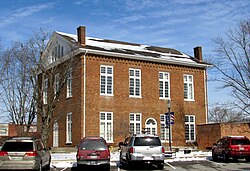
[55,31,208,67]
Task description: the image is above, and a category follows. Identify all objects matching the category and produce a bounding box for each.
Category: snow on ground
[51,151,212,168]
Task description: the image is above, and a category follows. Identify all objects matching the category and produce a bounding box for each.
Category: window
[67,69,72,98]
[160,114,171,142]
[52,44,64,62]
[185,115,196,142]
[184,74,194,100]
[130,113,141,134]
[0,124,8,136]
[159,72,170,99]
[53,121,59,147]
[66,113,72,143]
[100,65,113,95]
[100,112,113,142]
[54,73,60,95]
[129,68,141,97]
[145,118,157,135]
[43,78,48,104]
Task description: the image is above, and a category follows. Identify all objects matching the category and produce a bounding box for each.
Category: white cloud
[0,3,54,28]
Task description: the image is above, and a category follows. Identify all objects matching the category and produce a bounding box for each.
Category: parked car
[76,136,110,170]
[119,134,165,169]
[212,136,250,162]
[0,136,51,170]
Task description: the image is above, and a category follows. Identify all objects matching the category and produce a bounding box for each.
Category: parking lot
[50,160,250,171]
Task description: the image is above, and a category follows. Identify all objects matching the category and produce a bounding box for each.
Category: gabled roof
[55,31,211,68]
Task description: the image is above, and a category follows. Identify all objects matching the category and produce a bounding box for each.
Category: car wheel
[44,157,51,170]
[104,164,110,171]
[37,162,42,171]
[223,152,229,162]
[157,162,164,170]
[212,151,218,161]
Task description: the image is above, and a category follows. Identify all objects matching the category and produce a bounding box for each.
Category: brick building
[39,26,211,148]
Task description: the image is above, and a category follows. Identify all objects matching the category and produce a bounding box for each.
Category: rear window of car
[231,139,250,145]
[134,137,161,146]
[1,142,33,152]
[80,140,107,150]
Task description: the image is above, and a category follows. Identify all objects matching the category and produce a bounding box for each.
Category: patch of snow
[50,150,212,168]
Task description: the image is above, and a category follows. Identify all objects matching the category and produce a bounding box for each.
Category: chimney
[194,46,202,62]
[77,26,86,46]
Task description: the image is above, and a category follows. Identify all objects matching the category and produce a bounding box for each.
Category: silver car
[119,134,165,169]
[0,137,51,170]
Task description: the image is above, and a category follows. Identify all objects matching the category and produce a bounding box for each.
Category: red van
[76,137,110,170]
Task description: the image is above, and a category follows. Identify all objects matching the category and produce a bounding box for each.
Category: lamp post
[167,100,172,151]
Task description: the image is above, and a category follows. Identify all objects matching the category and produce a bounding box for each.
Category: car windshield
[80,140,107,150]
[134,137,161,146]
[1,142,33,152]
[231,139,250,145]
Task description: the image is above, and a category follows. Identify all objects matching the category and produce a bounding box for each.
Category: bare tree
[0,28,78,145]
[209,104,247,123]
[211,19,250,117]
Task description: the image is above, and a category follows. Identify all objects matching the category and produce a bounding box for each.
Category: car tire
[157,162,164,170]
[44,157,51,170]
[37,162,42,171]
[212,151,218,161]
[223,152,229,162]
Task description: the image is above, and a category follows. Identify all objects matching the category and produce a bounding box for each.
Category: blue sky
[0,0,249,108]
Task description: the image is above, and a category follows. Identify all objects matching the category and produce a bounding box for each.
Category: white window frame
[66,112,72,143]
[43,78,48,104]
[159,72,170,99]
[53,121,59,147]
[129,113,141,134]
[54,73,60,95]
[160,114,172,142]
[66,69,72,98]
[100,65,113,96]
[185,115,196,142]
[129,68,141,98]
[184,74,194,101]
[145,118,157,135]
[100,112,113,143]
[0,124,8,136]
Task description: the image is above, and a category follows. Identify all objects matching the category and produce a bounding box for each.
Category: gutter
[83,50,88,138]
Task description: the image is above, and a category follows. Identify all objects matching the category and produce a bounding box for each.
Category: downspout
[204,69,208,123]
[83,50,88,137]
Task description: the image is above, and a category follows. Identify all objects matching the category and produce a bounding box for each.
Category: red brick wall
[197,123,250,150]
[42,53,207,148]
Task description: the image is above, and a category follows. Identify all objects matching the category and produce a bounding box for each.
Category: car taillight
[25,151,38,156]
[162,147,165,153]
[129,147,134,154]
[0,151,8,156]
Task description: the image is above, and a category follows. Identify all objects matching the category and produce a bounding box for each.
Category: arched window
[145,118,157,135]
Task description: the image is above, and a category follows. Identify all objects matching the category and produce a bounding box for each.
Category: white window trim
[100,65,114,96]
[43,78,48,105]
[129,68,142,98]
[159,72,170,100]
[129,113,142,134]
[145,118,157,135]
[100,112,113,143]
[54,73,60,95]
[66,112,72,144]
[53,121,59,147]
[185,115,196,142]
[66,69,72,98]
[184,74,195,101]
